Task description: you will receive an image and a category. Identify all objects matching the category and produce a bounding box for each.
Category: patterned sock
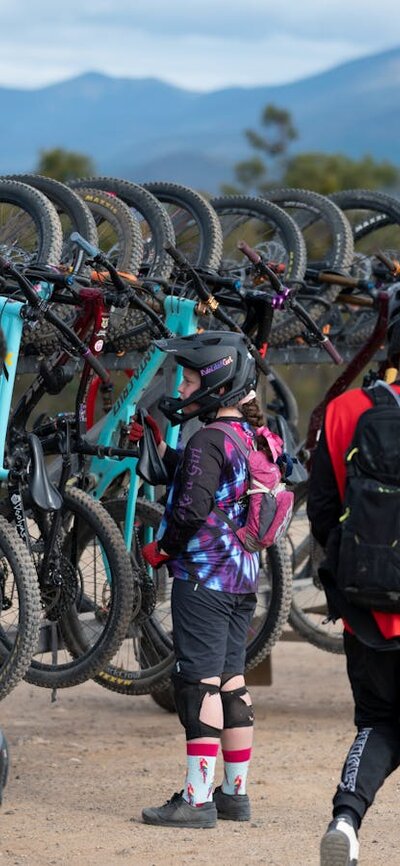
[183,742,219,806]
[221,747,252,796]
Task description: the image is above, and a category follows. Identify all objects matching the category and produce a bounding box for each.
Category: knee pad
[220,672,242,687]
[172,674,222,740]
[221,685,254,729]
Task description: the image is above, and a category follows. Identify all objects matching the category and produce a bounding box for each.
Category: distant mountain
[1,47,400,193]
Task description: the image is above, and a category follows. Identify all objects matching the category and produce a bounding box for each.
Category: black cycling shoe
[0,730,9,805]
[142,791,217,828]
[213,785,251,821]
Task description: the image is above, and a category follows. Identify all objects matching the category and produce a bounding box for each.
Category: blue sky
[1,0,399,91]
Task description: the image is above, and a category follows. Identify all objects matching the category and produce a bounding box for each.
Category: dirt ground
[0,638,398,866]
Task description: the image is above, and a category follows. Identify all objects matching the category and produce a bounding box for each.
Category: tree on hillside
[35,148,96,182]
[221,103,298,194]
[283,152,399,193]
[222,105,400,194]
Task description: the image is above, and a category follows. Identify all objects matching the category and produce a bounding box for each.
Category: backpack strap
[363,380,400,409]
[207,421,252,458]
[207,421,251,535]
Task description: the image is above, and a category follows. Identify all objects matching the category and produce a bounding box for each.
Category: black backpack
[336,381,400,612]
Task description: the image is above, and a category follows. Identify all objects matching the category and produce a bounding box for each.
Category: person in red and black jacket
[307,300,400,866]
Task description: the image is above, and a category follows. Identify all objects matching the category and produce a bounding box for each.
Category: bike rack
[16,345,386,373]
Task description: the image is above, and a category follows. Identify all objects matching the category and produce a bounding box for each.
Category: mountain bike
[22,234,303,695]
[0,257,135,689]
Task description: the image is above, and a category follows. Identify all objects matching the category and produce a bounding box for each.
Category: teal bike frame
[0,280,57,482]
[0,296,25,481]
[87,294,199,550]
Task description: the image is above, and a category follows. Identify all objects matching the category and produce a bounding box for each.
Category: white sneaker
[320,816,359,866]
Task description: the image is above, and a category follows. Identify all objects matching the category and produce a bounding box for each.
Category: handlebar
[69,232,101,260]
[305,267,375,292]
[164,243,273,377]
[0,254,111,384]
[71,232,173,339]
[24,265,76,290]
[375,249,400,277]
[237,241,284,295]
[238,242,343,365]
[197,269,242,293]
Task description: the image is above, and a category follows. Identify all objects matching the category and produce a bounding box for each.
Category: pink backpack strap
[207,421,251,538]
[207,421,252,459]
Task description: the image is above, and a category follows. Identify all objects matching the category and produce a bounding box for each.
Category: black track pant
[332,631,400,825]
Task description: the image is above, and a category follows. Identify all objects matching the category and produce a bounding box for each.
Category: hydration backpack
[209,421,294,552]
[336,381,400,612]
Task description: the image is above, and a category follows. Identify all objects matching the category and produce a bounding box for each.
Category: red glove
[141,540,170,568]
[128,413,163,445]
[128,418,145,444]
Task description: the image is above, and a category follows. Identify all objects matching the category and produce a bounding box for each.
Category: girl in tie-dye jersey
[138,332,270,830]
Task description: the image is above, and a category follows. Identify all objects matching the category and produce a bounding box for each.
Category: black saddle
[136,409,169,486]
[28,434,63,511]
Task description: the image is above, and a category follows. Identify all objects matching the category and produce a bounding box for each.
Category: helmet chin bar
[158,389,222,425]
[158,383,251,426]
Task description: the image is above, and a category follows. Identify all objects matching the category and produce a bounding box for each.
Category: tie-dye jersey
[158,418,260,594]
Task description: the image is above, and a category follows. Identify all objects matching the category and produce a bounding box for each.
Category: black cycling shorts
[171,577,257,682]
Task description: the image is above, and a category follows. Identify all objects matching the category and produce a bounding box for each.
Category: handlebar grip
[237,240,261,265]
[70,232,100,259]
[164,243,189,268]
[204,273,242,291]
[375,248,400,276]
[322,337,343,365]
[83,350,110,384]
[29,270,75,289]
[308,268,374,291]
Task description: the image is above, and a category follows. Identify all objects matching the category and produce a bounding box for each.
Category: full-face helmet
[156,331,257,424]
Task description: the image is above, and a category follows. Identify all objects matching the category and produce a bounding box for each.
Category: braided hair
[239,396,265,429]
[240,397,276,459]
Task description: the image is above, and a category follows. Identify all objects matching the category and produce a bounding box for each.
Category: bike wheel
[245,537,293,668]
[264,188,354,271]
[14,487,134,689]
[329,189,400,345]
[0,179,63,266]
[7,174,98,273]
[288,484,344,654]
[210,194,309,344]
[0,516,41,700]
[143,181,223,270]
[95,496,292,696]
[211,194,307,283]
[75,186,155,351]
[7,175,100,356]
[70,177,175,278]
[261,188,354,345]
[94,497,175,695]
[75,187,143,274]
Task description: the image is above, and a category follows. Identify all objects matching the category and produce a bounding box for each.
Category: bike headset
[155,331,257,425]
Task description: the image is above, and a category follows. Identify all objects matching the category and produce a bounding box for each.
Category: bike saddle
[28,433,63,511]
[136,408,169,486]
